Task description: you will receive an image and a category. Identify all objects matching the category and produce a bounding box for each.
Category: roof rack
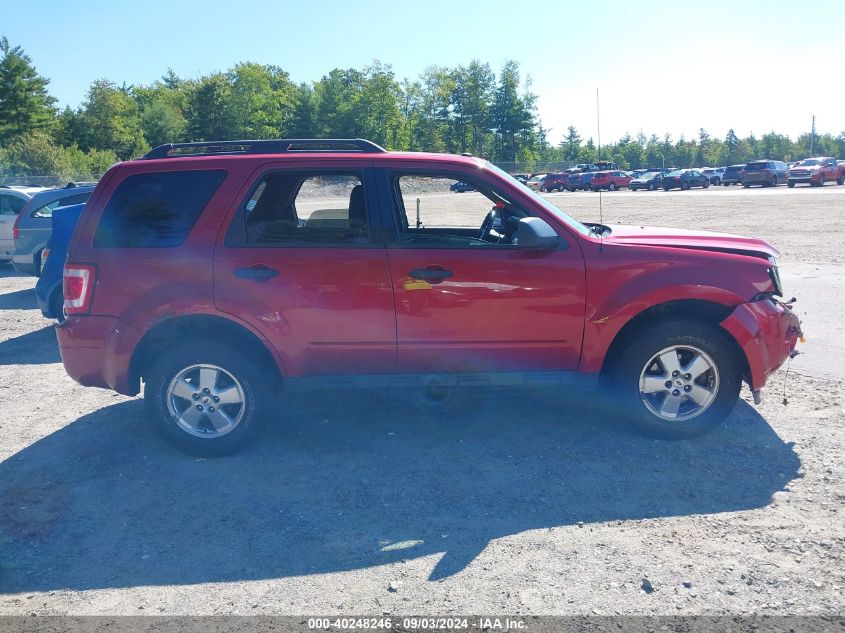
[142,138,387,160]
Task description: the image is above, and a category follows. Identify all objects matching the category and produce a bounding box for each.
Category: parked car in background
[12,183,95,275]
[35,203,86,322]
[0,186,49,261]
[568,172,598,191]
[525,174,548,191]
[741,160,788,188]
[449,181,475,193]
[630,171,665,191]
[721,165,745,186]
[662,169,710,191]
[594,161,618,171]
[786,157,845,187]
[575,163,597,172]
[56,137,801,455]
[701,167,726,186]
[590,170,631,191]
[540,173,569,192]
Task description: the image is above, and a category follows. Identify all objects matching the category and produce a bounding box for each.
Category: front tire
[608,182,617,191]
[607,319,741,439]
[144,341,271,456]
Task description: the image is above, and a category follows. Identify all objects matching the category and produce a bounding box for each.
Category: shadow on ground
[0,390,799,593]
[0,327,59,365]
[0,288,36,311]
[0,265,28,279]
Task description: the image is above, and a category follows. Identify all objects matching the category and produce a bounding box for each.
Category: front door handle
[235,265,279,281]
[409,266,453,284]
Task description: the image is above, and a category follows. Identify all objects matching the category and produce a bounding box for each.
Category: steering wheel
[478,209,495,241]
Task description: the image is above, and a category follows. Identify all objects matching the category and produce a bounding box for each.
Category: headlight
[768,256,783,296]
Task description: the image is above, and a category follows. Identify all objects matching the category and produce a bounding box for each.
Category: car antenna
[596,87,604,252]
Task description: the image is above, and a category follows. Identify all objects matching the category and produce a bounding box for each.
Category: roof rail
[142,138,387,160]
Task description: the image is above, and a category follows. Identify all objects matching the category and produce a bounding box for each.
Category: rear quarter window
[32,192,91,218]
[94,170,226,248]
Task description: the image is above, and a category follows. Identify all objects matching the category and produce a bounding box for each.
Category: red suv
[58,139,802,455]
[590,171,632,191]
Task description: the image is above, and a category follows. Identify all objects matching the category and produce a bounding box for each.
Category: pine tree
[0,37,56,142]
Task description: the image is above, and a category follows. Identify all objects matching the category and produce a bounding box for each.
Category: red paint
[589,171,632,191]
[56,149,799,402]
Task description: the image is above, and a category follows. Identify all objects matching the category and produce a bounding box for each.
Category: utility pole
[810,115,816,155]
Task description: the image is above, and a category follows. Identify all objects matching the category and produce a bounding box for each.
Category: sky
[4,0,843,145]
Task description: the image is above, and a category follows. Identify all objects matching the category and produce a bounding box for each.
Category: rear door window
[236,172,370,246]
[94,170,226,248]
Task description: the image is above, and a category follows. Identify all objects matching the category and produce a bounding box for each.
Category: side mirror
[517,217,560,250]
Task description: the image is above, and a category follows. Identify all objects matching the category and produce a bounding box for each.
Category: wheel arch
[129,314,284,395]
[599,299,749,382]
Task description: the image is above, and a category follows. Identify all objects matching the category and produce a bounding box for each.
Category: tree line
[1,35,843,182]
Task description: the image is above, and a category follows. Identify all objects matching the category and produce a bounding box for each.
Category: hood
[790,164,820,171]
[602,225,779,259]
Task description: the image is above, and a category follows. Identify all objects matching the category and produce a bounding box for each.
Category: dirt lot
[0,186,843,616]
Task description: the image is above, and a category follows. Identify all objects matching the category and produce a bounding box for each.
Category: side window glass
[33,193,90,218]
[243,173,369,246]
[94,170,226,248]
[0,194,25,215]
[392,175,524,248]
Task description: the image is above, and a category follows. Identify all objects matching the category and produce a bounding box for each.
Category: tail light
[42,247,51,263]
[63,264,97,315]
[12,212,22,241]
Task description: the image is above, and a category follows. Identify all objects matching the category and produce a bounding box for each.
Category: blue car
[35,203,85,322]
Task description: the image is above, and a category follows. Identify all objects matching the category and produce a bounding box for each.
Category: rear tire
[608,182,617,191]
[713,177,721,186]
[788,181,795,188]
[703,180,710,189]
[607,319,742,439]
[838,175,844,185]
[681,181,691,190]
[144,341,271,456]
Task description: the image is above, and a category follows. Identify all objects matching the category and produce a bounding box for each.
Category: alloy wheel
[166,363,246,438]
[638,345,720,422]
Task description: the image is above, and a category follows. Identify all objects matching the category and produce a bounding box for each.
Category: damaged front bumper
[720,297,803,399]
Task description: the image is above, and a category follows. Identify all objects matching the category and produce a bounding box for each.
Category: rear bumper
[720,299,802,392]
[56,315,143,395]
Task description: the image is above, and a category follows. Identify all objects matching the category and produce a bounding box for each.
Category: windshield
[666,170,683,177]
[641,171,660,178]
[528,175,544,183]
[725,166,742,173]
[798,159,821,166]
[486,163,591,236]
[744,162,767,171]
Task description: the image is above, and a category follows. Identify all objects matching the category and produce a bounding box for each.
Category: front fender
[580,279,745,373]
[720,300,801,391]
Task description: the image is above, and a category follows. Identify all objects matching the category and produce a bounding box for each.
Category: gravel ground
[0,186,842,616]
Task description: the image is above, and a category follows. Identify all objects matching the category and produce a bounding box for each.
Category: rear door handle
[409,266,453,284]
[234,265,279,281]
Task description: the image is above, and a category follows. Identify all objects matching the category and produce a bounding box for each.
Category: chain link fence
[0,174,102,187]
[492,161,575,175]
